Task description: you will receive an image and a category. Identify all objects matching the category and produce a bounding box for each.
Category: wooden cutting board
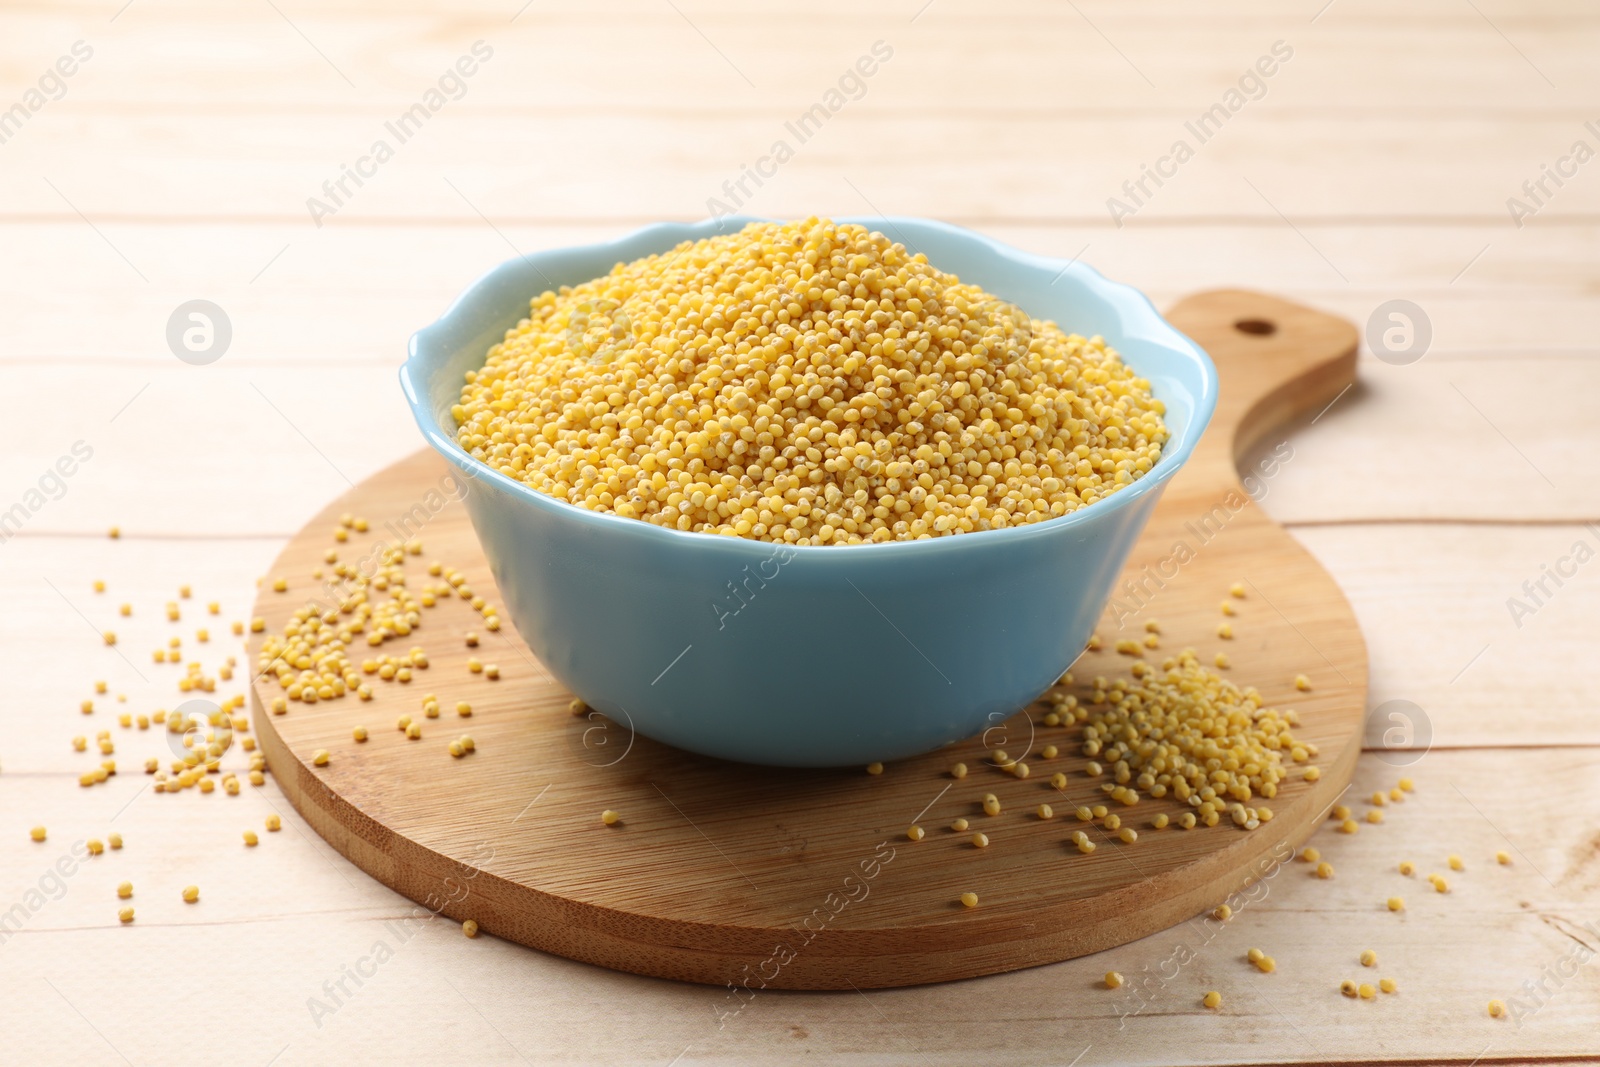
[249,289,1367,990]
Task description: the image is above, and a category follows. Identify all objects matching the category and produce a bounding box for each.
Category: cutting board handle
[1164,289,1359,473]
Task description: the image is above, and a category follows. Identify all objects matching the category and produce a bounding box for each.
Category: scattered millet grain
[1388,896,1405,912]
[1379,978,1396,994]
[243,830,259,847]
[1202,991,1222,1010]
[971,833,990,849]
[118,907,134,924]
[907,825,925,841]
[601,810,621,826]
[265,814,281,832]
[29,826,46,842]
[462,919,480,938]
[182,885,199,903]
[960,892,979,908]
[1448,854,1464,871]
[1360,950,1377,967]
[1104,971,1123,989]
[1489,999,1506,1018]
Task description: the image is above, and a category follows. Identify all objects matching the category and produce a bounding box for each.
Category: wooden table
[3,2,1597,1063]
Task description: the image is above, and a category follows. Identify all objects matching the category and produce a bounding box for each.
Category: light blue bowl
[402,217,1217,767]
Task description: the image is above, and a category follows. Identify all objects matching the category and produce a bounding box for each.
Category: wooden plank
[2,0,1594,116]
[6,111,1600,224]
[2,749,1595,1064]
[1293,522,1600,750]
[0,365,421,537]
[1,223,1598,364]
[1241,356,1600,524]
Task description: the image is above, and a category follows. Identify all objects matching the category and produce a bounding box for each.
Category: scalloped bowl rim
[401,215,1218,559]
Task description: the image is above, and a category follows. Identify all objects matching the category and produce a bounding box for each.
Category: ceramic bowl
[402,217,1217,766]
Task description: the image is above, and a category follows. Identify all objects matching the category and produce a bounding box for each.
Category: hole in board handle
[1233,318,1276,337]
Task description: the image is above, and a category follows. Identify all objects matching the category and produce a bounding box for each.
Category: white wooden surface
[2,1,1598,1064]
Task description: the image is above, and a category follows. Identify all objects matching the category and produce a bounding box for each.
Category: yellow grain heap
[453,218,1169,545]
[1072,648,1301,827]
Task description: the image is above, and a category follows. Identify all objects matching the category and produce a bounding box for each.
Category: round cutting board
[250,289,1367,990]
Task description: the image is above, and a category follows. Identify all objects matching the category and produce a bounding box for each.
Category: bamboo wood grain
[246,289,1367,989]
